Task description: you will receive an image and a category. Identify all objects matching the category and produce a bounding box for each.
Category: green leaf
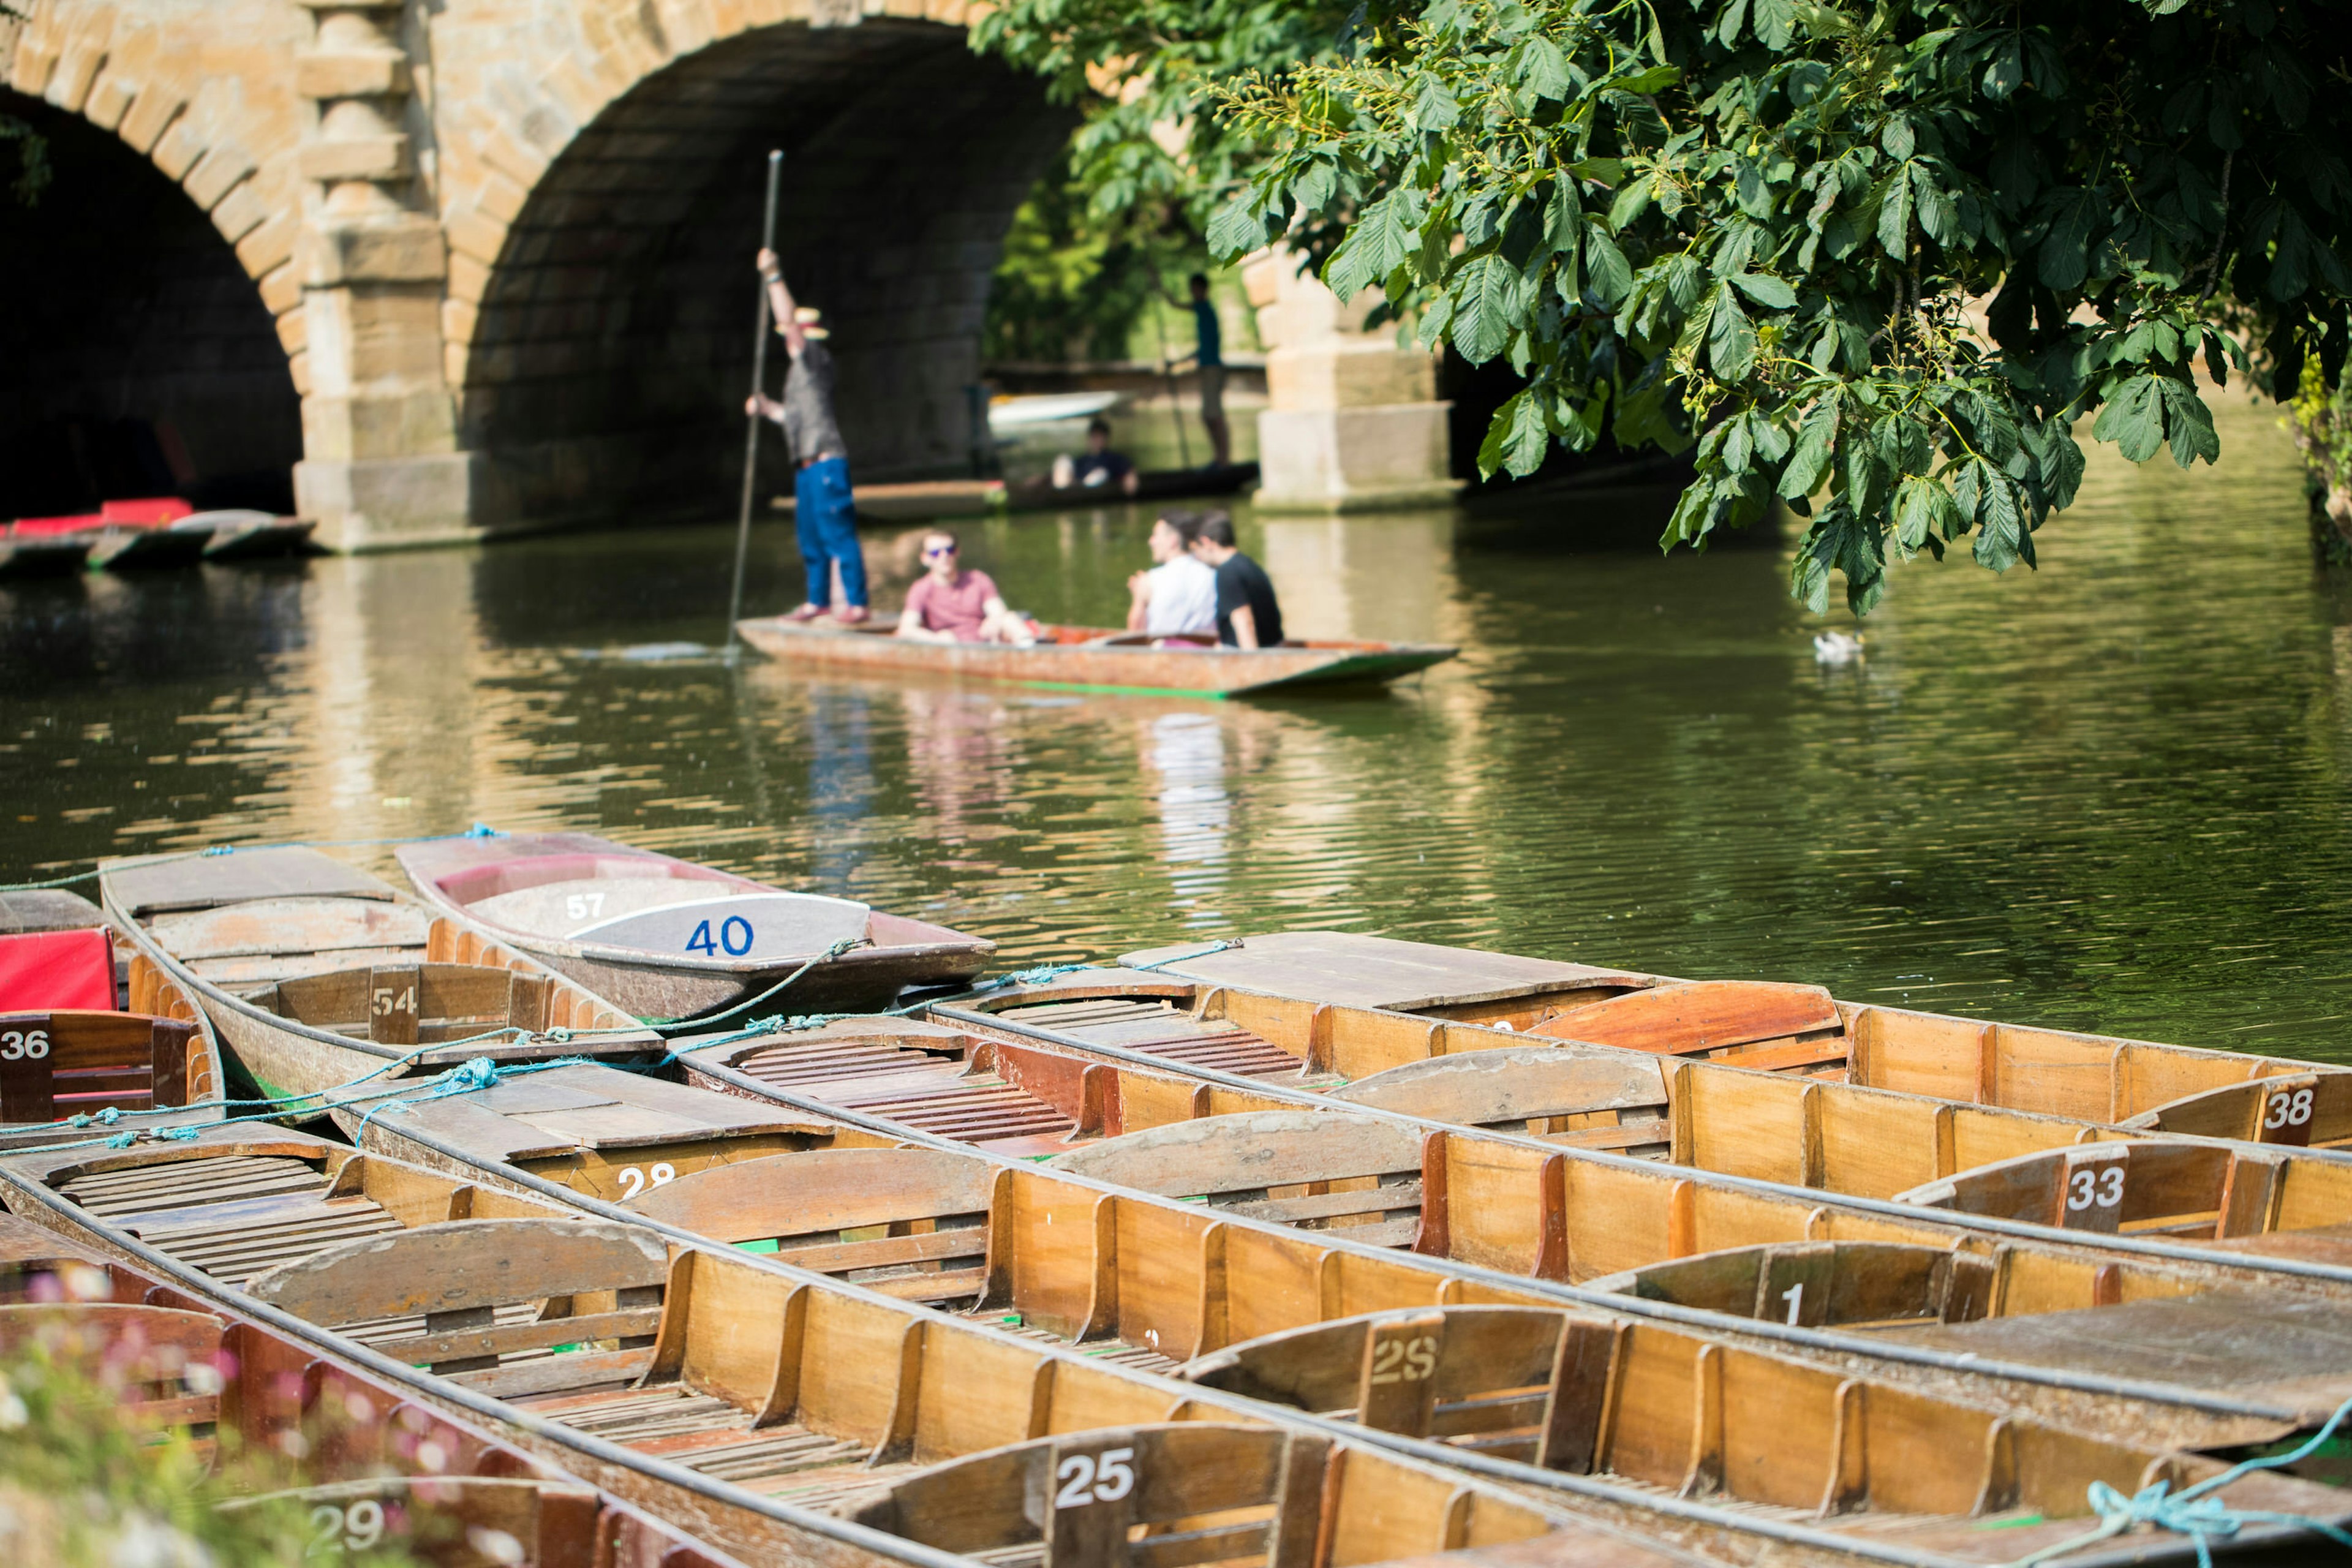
[1910,165,1955,246]
[1881,116,1915,162]
[1450,252,1521,364]
[1877,168,1914,258]
[1584,226,1634,304]
[1616,64,1681,94]
[1779,404,1838,498]
[1520,36,1573,100]
[1708,283,1757,382]
[1608,178,1653,231]
[1326,191,1413,300]
[1728,271,1798,309]
[2157,379,2220,467]
[2090,373,2164,463]
[2037,187,2100,292]
[1206,195,1267,263]
[1478,388,1553,478]
[1972,464,2029,571]
[1414,74,1460,132]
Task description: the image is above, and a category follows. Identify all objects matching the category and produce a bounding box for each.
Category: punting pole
[724,148,785,654]
[1152,301,1193,470]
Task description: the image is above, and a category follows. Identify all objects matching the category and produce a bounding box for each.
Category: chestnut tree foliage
[979,0,2352,613]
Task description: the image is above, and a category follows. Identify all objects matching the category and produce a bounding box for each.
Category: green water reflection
[4,396,2348,1057]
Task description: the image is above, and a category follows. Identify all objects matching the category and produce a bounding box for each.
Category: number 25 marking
[2067,1166,2125,1211]
[2266,1088,2315,1130]
[1054,1447,1136,1509]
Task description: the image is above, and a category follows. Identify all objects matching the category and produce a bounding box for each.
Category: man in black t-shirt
[1051,418,1140,494]
[1187,511,1284,649]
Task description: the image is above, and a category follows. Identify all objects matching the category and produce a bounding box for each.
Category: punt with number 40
[396,831,994,1022]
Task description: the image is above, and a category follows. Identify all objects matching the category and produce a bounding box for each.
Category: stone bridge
[0,0,1070,549]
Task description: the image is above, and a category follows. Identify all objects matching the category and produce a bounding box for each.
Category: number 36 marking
[1054,1447,1136,1509]
[0,1029,49,1061]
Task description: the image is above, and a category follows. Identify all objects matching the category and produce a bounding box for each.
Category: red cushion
[100,497,194,525]
[0,929,115,1011]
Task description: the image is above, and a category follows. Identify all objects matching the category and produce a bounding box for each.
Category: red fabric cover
[0,929,115,1011]
[9,513,105,536]
[100,497,194,524]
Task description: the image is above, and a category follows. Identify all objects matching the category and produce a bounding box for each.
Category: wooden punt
[98,846,663,1120]
[6,1135,2342,1564]
[736,616,1459,699]
[0,1209,749,1568]
[1117,931,2352,1142]
[939,975,2352,1244]
[0,1134,1732,1568]
[396,831,994,1021]
[0,888,225,1146]
[657,1012,2352,1453]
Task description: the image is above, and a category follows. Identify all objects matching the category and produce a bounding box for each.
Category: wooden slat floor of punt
[1595,1472,2044,1543]
[726,1038,1077,1153]
[993,998,1319,1082]
[516,1381,883,1495]
[987,1316,1180,1376]
[59,1156,407,1287]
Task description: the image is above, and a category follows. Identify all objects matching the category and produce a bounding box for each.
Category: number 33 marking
[2067,1165,2125,1212]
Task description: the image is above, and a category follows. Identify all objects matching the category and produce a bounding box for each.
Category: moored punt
[667,1014,2352,1449]
[0,526,92,577]
[0,1134,1737,1568]
[1116,932,2352,1142]
[396,830,993,1020]
[736,616,1458,699]
[0,1210,748,1568]
[99,846,662,1120]
[0,888,225,1145]
[1,1133,2336,1565]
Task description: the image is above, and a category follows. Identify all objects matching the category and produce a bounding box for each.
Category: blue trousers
[794,455,867,607]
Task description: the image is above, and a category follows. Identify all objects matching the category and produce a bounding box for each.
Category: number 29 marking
[307,1499,386,1556]
[1367,1335,1438,1385]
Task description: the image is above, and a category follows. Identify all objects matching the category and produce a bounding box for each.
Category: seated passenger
[1126,510,1218,639]
[1188,511,1285,650]
[897,530,1035,646]
[1051,418,1140,495]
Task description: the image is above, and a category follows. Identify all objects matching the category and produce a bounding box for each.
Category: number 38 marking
[615,1163,676,1199]
[2266,1088,2316,1130]
[307,1499,386,1556]
[1054,1447,1136,1509]
[0,1029,49,1061]
[2067,1166,2125,1212]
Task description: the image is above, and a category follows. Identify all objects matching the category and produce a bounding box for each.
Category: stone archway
[431,10,1071,532]
[1,0,311,514]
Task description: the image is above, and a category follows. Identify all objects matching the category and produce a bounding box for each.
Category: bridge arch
[432,8,1071,530]
[1,1,309,513]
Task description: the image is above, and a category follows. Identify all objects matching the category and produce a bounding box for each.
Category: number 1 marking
[1780,1283,1804,1325]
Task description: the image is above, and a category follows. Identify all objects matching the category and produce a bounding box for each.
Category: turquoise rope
[2009,1392,2352,1566]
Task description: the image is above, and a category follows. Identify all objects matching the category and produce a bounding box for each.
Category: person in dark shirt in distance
[1164,273,1233,470]
[1187,510,1284,649]
[1050,418,1139,494]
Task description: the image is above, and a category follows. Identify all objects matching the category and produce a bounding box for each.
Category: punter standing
[747,246,870,623]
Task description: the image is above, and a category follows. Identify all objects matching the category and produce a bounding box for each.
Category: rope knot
[201,845,233,857]
[437,1057,503,1093]
[92,1107,121,1127]
[103,1132,137,1148]
[463,822,503,838]
[157,1126,200,1142]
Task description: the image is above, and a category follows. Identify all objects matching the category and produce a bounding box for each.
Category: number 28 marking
[2067,1166,2125,1212]
[1367,1336,1438,1385]
[1054,1447,1136,1509]
[615,1163,676,1199]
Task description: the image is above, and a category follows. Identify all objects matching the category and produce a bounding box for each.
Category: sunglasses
[923,544,958,558]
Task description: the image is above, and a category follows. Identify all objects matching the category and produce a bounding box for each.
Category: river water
[6,395,2348,1058]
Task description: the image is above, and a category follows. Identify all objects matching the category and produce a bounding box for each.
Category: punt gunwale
[97,849,662,1118]
[0,1130,2329,1568]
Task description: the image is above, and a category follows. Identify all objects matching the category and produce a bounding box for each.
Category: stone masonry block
[152,111,210,181]
[238,210,302,279]
[43,13,112,114]
[442,298,480,347]
[259,260,303,316]
[655,0,717,57]
[478,124,551,189]
[298,135,412,182]
[277,310,309,356]
[538,55,611,130]
[295,50,411,99]
[184,143,257,209]
[444,208,508,267]
[448,251,491,305]
[116,82,187,153]
[11,32,59,97]
[208,177,270,244]
[477,172,527,225]
[81,22,156,131]
[288,349,311,398]
[301,216,447,284]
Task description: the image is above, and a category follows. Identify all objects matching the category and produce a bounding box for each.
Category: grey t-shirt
[782,339,846,464]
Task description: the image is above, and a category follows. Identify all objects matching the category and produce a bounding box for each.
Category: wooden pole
[725,149,785,651]
[1152,303,1193,470]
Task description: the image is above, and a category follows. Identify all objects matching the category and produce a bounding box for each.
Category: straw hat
[794,305,830,340]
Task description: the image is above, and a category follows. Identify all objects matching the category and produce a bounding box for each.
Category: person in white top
[1126,511,1219,639]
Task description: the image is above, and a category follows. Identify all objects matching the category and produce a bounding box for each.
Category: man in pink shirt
[896,530,1035,644]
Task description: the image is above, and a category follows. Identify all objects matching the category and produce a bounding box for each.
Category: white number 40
[2067,1166,2125,1212]
[1054,1447,1136,1509]
[0,1029,49,1061]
